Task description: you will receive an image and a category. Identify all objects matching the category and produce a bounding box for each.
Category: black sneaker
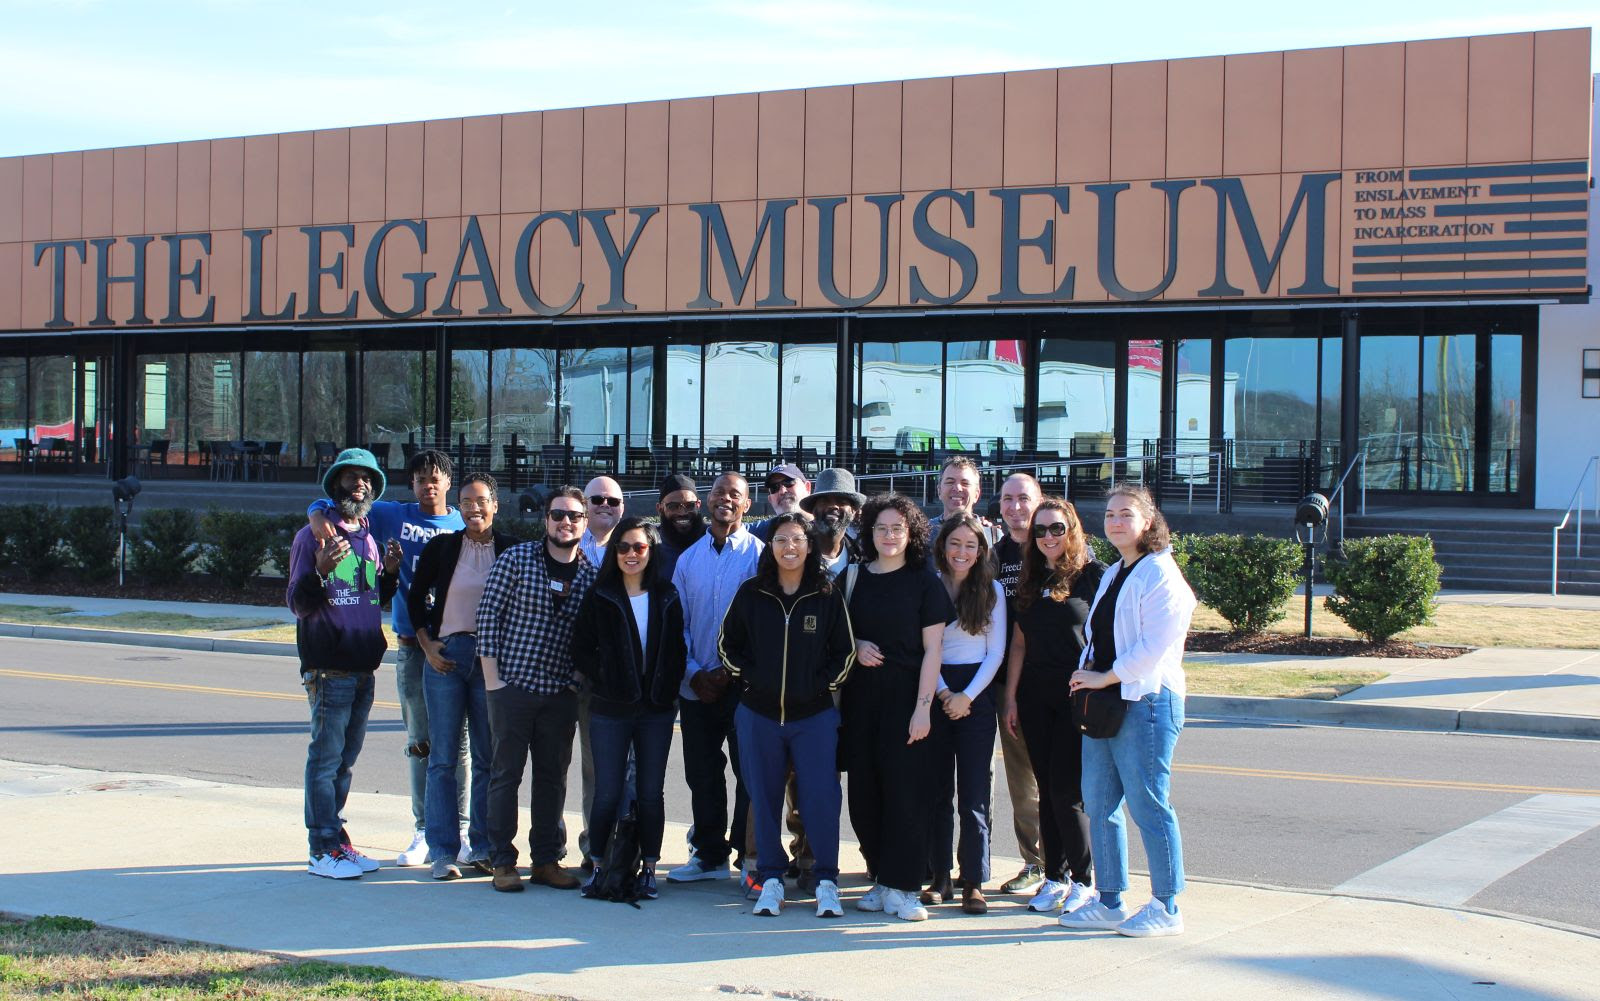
[637,865,660,900]
[580,866,603,899]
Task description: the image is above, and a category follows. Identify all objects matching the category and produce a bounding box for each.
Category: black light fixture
[111,475,142,587]
[1293,492,1329,638]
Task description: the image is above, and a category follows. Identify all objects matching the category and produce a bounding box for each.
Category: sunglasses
[616,541,651,555]
[765,476,797,491]
[1032,522,1069,538]
[546,509,586,523]
[662,499,700,513]
[589,495,622,508]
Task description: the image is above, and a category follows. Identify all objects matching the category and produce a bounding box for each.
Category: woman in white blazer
[1058,483,1196,938]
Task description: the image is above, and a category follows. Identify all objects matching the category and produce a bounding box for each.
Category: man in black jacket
[407,473,518,881]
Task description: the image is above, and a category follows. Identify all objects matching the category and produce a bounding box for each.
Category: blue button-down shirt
[671,525,763,701]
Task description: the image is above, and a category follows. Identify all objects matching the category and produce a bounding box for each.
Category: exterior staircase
[1342,513,1600,596]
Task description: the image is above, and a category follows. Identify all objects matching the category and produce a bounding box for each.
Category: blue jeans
[395,644,430,830]
[423,635,492,862]
[1081,687,1186,899]
[303,670,375,855]
[587,707,675,863]
[735,703,841,885]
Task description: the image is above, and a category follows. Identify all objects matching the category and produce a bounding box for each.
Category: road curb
[1188,694,1600,740]
[0,622,300,658]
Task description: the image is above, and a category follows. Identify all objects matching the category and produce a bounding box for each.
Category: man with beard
[799,468,865,576]
[654,473,704,580]
[287,448,401,879]
[478,486,597,892]
[752,464,810,544]
[668,473,763,883]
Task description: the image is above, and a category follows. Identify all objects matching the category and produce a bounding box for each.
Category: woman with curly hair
[718,512,856,919]
[844,494,952,922]
[1002,497,1105,917]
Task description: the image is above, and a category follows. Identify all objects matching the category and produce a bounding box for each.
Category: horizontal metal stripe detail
[1506,219,1588,232]
[1488,180,1589,196]
[1407,161,1588,180]
[1434,200,1587,216]
[1350,276,1587,292]
[1350,238,1586,256]
[1352,257,1587,274]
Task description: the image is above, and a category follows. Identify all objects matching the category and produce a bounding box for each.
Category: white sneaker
[339,844,380,872]
[1028,879,1069,912]
[753,878,784,916]
[308,852,363,879]
[1058,896,1130,930]
[883,887,929,922]
[1116,899,1184,938]
[815,879,844,918]
[1062,881,1094,913]
[666,856,731,882]
[395,830,429,867]
[856,883,886,912]
[456,827,472,864]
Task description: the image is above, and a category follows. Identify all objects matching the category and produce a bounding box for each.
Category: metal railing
[1552,455,1600,595]
[1324,447,1368,550]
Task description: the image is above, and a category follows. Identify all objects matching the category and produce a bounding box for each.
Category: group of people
[287,445,1196,938]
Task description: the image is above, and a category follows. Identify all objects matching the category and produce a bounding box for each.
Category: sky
[0,0,1593,157]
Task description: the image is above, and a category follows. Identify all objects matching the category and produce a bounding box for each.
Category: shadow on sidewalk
[1218,953,1586,1000]
[1341,674,1598,701]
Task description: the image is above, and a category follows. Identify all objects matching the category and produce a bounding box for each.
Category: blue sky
[0,0,1593,157]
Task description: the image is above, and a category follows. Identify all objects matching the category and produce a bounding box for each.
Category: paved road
[3,636,1596,932]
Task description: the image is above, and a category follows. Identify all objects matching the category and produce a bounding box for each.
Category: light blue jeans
[1081,686,1185,899]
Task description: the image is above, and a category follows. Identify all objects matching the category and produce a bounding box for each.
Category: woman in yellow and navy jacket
[718,512,856,919]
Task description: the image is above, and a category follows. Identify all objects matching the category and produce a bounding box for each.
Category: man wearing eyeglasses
[477,485,597,892]
[579,475,625,566]
[752,464,810,544]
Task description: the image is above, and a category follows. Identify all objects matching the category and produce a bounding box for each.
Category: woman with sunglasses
[1002,498,1104,918]
[718,512,856,918]
[925,515,1007,914]
[844,494,952,922]
[570,517,687,901]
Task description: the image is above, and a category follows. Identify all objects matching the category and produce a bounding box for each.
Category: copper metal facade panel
[2,27,1588,332]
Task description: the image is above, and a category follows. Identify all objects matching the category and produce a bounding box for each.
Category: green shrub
[0,503,16,568]
[130,508,199,584]
[1323,534,1442,643]
[62,505,121,580]
[9,504,64,580]
[267,513,309,578]
[497,516,545,544]
[1178,533,1304,635]
[198,509,274,587]
[1088,534,1117,565]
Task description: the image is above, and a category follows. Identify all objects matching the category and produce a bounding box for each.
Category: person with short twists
[1002,498,1105,917]
[843,494,953,922]
[718,513,856,919]
[569,517,687,901]
[1058,483,1196,938]
[924,515,1007,914]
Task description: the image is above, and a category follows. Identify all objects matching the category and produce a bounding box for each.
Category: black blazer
[570,578,686,715]
[407,529,519,640]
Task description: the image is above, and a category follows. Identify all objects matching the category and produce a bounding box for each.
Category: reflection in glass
[1488,334,1521,493]
[628,347,653,444]
[243,352,297,447]
[450,350,489,445]
[491,348,556,447]
[1037,338,1114,457]
[1126,339,1162,459]
[1422,333,1475,492]
[782,340,835,452]
[301,352,346,465]
[364,351,428,458]
[0,356,25,454]
[189,352,240,456]
[945,339,1023,455]
[561,346,627,450]
[1226,337,1318,487]
[1358,336,1419,489]
[664,343,700,448]
[704,341,777,448]
[859,340,940,449]
[1320,338,1342,473]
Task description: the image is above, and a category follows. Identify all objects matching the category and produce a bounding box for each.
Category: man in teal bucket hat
[288,446,401,879]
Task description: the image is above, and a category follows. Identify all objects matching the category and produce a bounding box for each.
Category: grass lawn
[229,623,400,647]
[0,604,279,635]
[1189,602,1600,650]
[0,913,535,1001]
[1183,659,1388,700]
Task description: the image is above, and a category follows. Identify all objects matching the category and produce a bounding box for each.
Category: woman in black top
[1001,497,1105,916]
[570,517,686,901]
[843,494,953,922]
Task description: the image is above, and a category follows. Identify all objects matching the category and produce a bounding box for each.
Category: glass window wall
[1125,339,1163,459]
[859,340,941,450]
[1488,334,1522,493]
[782,339,836,453]
[1421,333,1475,493]
[188,352,239,456]
[561,346,627,451]
[136,354,187,463]
[664,342,701,449]
[363,349,428,471]
[1358,335,1420,489]
[491,347,556,451]
[945,339,1023,456]
[449,349,489,448]
[0,356,25,455]
[704,341,778,450]
[242,351,298,453]
[301,352,345,465]
[629,346,653,444]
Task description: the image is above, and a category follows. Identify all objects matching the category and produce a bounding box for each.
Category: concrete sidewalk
[2,758,1595,1001]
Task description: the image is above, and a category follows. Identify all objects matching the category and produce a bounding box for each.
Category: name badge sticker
[549,579,565,593]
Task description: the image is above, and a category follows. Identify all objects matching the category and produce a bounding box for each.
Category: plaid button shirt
[475,542,597,695]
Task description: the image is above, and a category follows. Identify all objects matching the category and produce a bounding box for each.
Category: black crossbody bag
[1072,558,1142,739]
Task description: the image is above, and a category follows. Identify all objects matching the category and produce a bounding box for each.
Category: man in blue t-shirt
[309,448,466,867]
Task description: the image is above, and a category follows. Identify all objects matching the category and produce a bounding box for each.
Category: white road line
[1335,793,1600,906]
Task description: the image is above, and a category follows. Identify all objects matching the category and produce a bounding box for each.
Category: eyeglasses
[546,509,586,523]
[616,541,650,555]
[588,495,622,508]
[1032,522,1068,538]
[765,476,796,491]
[770,534,809,548]
[662,500,700,513]
[872,523,908,537]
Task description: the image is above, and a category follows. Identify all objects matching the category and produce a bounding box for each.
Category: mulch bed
[1186,630,1468,659]
[0,573,285,608]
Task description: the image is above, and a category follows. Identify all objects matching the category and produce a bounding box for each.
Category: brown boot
[920,871,953,906]
[491,865,524,893]
[962,882,988,914]
[528,862,580,889]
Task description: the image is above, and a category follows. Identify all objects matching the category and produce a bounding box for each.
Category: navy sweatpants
[734,703,842,885]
